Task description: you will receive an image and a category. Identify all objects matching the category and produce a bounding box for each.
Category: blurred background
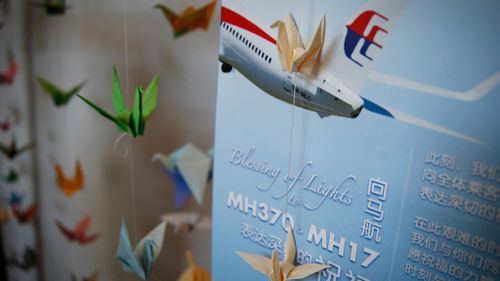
[0,0,219,280]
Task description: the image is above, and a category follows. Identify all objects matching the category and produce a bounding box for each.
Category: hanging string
[122,0,138,243]
[283,72,297,246]
[113,132,130,158]
[283,0,304,250]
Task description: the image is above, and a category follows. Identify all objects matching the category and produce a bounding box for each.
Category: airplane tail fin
[155,4,178,27]
[321,0,410,95]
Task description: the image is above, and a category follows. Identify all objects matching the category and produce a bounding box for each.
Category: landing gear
[221,63,232,73]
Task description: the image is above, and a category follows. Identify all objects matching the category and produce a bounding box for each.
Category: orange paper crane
[55,160,84,197]
[155,0,216,38]
[12,203,37,223]
[177,251,211,281]
[0,208,12,224]
[55,215,100,245]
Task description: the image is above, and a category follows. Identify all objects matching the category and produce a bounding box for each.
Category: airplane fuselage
[219,5,364,118]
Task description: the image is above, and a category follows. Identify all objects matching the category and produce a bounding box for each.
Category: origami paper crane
[8,191,23,206]
[2,168,19,183]
[12,202,37,223]
[7,247,37,271]
[238,228,329,281]
[152,143,212,208]
[55,215,100,245]
[37,77,86,106]
[1,107,20,129]
[271,14,325,76]
[71,272,99,281]
[0,139,32,160]
[78,67,159,138]
[160,212,211,233]
[32,0,69,15]
[0,120,10,131]
[0,208,12,223]
[0,51,18,85]
[155,0,216,38]
[116,220,166,280]
[55,160,84,197]
[177,251,211,281]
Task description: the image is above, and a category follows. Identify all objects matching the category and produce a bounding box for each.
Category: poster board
[212,0,500,280]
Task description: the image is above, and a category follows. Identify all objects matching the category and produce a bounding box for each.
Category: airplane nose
[351,106,363,118]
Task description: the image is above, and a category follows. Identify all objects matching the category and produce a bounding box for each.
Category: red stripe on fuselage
[221,6,276,45]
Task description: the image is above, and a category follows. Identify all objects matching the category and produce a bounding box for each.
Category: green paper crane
[78,67,159,138]
[0,140,32,160]
[37,77,86,107]
[33,0,69,15]
[2,169,19,184]
[7,247,37,271]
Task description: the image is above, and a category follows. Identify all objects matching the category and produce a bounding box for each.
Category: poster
[212,0,500,280]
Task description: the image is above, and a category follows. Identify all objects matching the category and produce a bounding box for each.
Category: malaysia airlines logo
[344,10,388,67]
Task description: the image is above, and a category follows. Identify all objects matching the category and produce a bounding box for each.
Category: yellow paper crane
[271,14,325,76]
[237,228,329,281]
[155,0,217,38]
[177,251,211,281]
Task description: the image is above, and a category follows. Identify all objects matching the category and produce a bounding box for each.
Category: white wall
[25,0,219,280]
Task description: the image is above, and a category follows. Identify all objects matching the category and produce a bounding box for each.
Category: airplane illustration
[218,0,499,145]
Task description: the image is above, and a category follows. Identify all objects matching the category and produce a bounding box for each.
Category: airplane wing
[369,71,500,101]
[362,97,485,146]
[321,0,410,95]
